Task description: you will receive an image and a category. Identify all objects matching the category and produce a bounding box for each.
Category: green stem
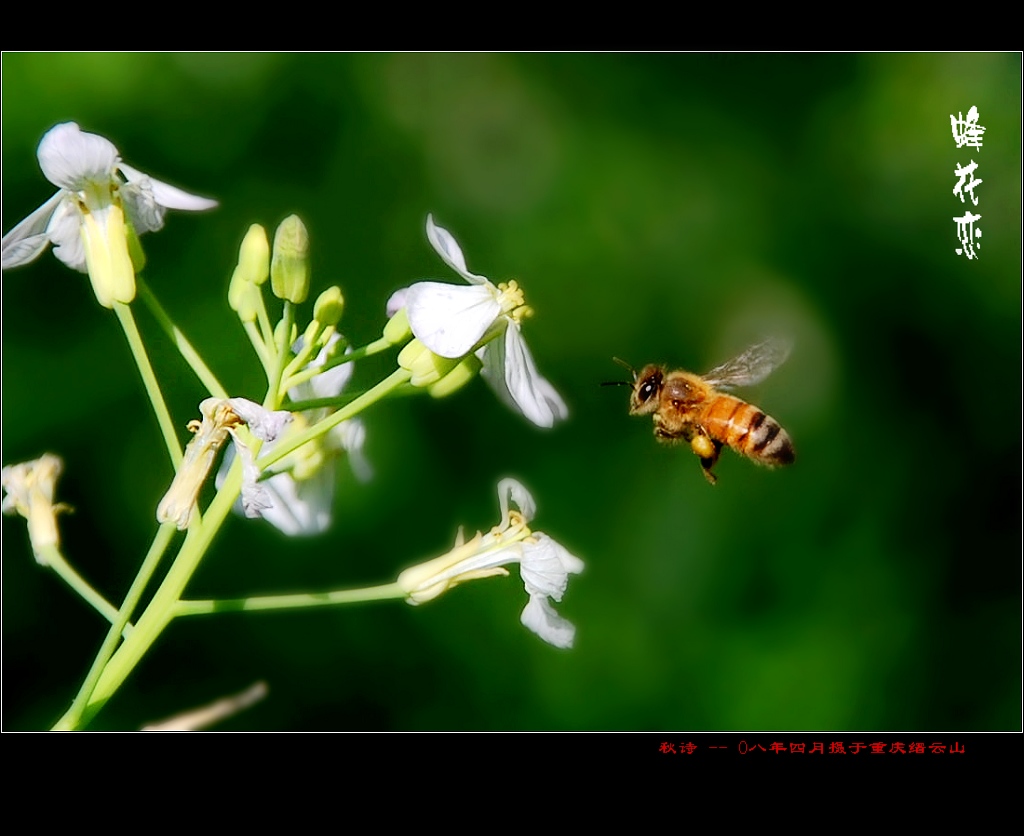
[52,357,407,729]
[283,336,393,390]
[281,324,323,382]
[266,301,294,407]
[243,319,272,372]
[136,279,228,399]
[177,583,404,616]
[259,368,411,471]
[283,394,360,412]
[53,522,177,730]
[37,544,132,639]
[255,288,277,357]
[113,302,182,468]
[61,463,244,730]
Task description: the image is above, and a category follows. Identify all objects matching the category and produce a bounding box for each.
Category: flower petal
[229,434,273,519]
[405,281,501,358]
[217,444,331,535]
[120,163,218,212]
[1,191,64,270]
[497,477,536,527]
[426,214,490,286]
[520,534,583,602]
[481,326,568,428]
[299,335,354,402]
[258,463,336,536]
[520,594,576,649]
[37,123,119,190]
[46,199,88,272]
[331,418,372,482]
[120,166,218,235]
[225,398,293,442]
[119,180,167,234]
[386,288,408,318]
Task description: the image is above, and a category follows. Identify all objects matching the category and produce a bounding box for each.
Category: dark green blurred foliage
[2,53,1019,730]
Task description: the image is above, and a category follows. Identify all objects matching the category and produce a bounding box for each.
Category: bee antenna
[602,357,636,388]
[611,357,637,379]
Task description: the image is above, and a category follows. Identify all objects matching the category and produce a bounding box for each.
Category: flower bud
[274,318,298,350]
[383,307,412,346]
[301,319,322,348]
[428,353,482,399]
[228,279,260,323]
[270,215,310,304]
[228,225,270,322]
[398,339,462,387]
[237,224,270,286]
[314,286,344,327]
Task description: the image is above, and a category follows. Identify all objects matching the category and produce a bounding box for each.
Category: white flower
[157,398,292,530]
[401,215,567,428]
[217,335,370,536]
[397,478,583,648]
[1,453,67,562]
[2,122,216,306]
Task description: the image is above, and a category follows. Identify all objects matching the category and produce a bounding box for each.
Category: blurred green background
[2,53,1019,731]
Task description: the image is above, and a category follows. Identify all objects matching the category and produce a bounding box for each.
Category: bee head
[629,365,664,415]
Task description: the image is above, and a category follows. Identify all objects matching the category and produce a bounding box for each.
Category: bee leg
[691,433,721,485]
[699,456,718,485]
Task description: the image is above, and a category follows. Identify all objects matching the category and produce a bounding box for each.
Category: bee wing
[703,339,791,389]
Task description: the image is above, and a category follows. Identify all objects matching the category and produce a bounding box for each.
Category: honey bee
[609,340,795,484]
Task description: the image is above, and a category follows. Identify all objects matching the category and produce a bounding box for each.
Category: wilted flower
[399,216,567,428]
[217,335,369,536]
[397,478,583,648]
[157,398,292,530]
[2,122,216,306]
[1,453,67,563]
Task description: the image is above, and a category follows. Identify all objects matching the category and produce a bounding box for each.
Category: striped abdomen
[699,395,794,466]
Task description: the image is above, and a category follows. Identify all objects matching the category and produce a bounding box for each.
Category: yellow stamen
[496,279,534,325]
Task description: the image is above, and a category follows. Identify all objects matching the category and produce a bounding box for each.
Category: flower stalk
[5,122,581,730]
[112,301,183,468]
[59,463,244,730]
[176,583,405,616]
[54,521,178,730]
[258,367,410,472]
[35,543,132,638]
[137,279,227,399]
